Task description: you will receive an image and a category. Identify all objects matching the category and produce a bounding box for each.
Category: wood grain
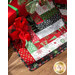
[8,46,67,75]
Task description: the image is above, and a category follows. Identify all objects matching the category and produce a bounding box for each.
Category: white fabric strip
[31,32,67,61]
[36,19,64,39]
[36,1,55,15]
[59,9,67,15]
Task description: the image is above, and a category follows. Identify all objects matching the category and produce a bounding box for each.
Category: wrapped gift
[8,0,28,26]
[9,0,67,71]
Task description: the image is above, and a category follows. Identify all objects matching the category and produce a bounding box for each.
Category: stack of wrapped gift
[8,0,67,71]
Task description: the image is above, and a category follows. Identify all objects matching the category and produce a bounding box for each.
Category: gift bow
[10,17,31,47]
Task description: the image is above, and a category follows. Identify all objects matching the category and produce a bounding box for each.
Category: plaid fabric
[12,0,67,71]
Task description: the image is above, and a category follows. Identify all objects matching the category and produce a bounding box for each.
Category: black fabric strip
[29,42,67,69]
[26,12,61,33]
[35,13,61,32]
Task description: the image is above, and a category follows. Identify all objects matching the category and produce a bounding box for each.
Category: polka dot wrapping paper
[9,0,67,71]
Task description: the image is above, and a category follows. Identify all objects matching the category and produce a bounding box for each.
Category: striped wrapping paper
[13,0,67,71]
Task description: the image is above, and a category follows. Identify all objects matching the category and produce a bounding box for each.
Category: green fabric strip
[40,8,59,20]
[34,41,40,44]
[26,41,37,54]
[8,4,19,16]
[50,36,57,41]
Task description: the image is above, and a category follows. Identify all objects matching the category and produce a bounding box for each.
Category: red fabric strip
[34,25,67,49]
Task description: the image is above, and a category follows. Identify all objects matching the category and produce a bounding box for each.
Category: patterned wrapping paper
[11,0,67,71]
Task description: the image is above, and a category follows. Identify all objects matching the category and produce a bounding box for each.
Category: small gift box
[8,0,28,26]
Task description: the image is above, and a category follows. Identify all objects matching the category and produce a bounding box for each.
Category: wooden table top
[8,46,67,75]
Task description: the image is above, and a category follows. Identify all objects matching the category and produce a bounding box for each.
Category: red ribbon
[10,17,31,46]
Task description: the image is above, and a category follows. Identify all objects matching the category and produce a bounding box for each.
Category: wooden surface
[8,46,67,75]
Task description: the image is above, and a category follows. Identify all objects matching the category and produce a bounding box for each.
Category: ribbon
[8,4,19,16]
[10,17,31,47]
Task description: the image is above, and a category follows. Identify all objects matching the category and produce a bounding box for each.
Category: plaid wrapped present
[9,0,67,71]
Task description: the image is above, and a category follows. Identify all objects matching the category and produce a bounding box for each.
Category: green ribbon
[8,4,19,16]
